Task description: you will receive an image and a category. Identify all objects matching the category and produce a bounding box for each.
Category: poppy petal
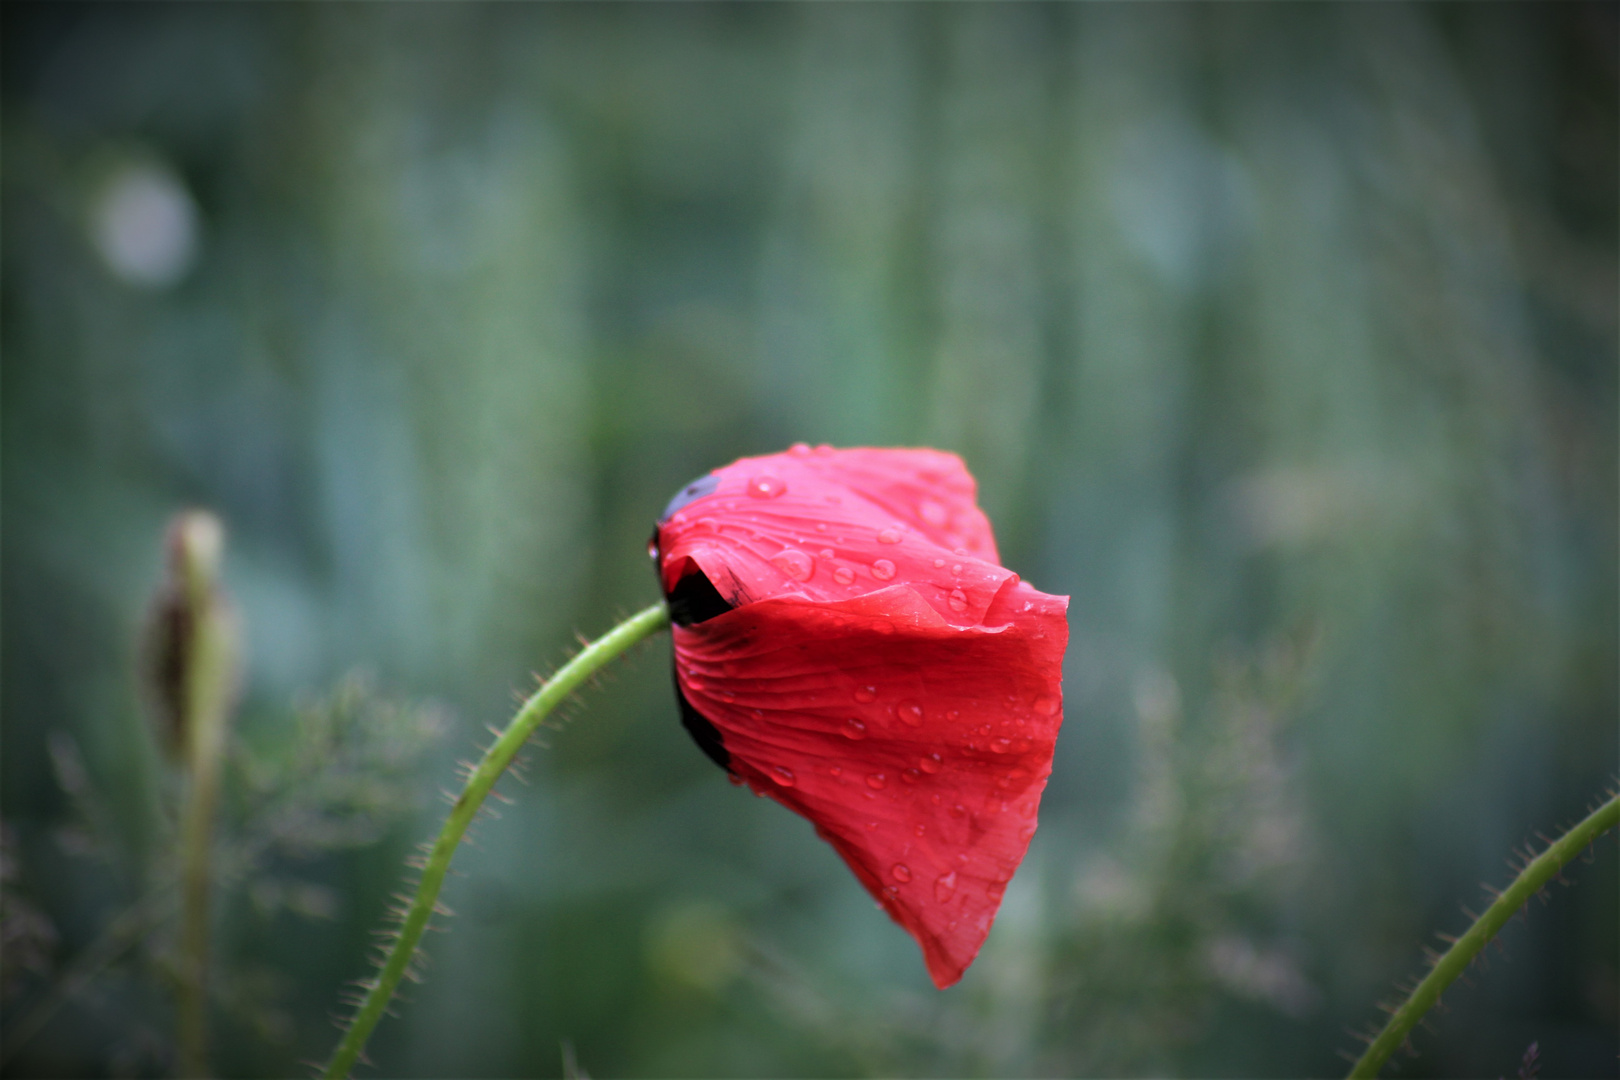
[654,446,1069,988]
[657,448,1013,627]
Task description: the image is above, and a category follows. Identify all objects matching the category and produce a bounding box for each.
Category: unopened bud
[144,511,239,764]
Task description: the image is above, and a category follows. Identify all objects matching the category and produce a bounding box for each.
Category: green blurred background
[3,3,1616,1077]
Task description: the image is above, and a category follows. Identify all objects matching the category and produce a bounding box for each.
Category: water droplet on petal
[864,820,878,831]
[920,753,942,774]
[772,766,796,787]
[728,774,744,786]
[934,871,958,903]
[647,539,659,560]
[815,444,834,455]
[872,559,896,581]
[829,765,843,777]
[952,563,963,575]
[771,549,814,581]
[914,823,926,837]
[833,567,855,585]
[933,558,946,568]
[747,474,787,499]
[949,803,967,819]
[948,588,969,612]
[891,863,912,883]
[877,528,901,544]
[901,768,921,784]
[895,700,924,726]
[843,718,868,740]
[992,738,1012,753]
[865,772,888,790]
[1033,696,1059,717]
[853,686,878,703]
[987,880,1006,901]
[789,442,811,456]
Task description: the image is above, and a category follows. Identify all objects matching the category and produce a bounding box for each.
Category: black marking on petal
[674,667,730,771]
[659,473,719,523]
[666,569,733,627]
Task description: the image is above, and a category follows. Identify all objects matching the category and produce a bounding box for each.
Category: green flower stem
[173,513,239,1079]
[322,602,670,1080]
[1348,790,1620,1079]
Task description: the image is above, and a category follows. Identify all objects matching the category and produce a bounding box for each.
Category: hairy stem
[321,602,670,1080]
[1348,790,1620,1079]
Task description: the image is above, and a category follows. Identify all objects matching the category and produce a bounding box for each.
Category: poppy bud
[652,444,1068,988]
[143,511,239,767]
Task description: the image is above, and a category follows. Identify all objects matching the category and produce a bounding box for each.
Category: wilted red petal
[655,446,1068,988]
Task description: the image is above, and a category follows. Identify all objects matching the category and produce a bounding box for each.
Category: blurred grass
[2,4,1615,1077]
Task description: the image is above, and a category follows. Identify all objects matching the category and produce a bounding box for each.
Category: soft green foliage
[2,4,1615,1077]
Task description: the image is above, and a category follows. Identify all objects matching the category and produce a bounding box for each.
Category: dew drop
[843,718,868,740]
[771,549,814,582]
[895,700,924,727]
[1022,601,1033,612]
[747,474,787,499]
[977,724,992,736]
[789,442,811,456]
[771,766,796,787]
[853,686,878,703]
[934,871,958,903]
[877,528,902,544]
[987,880,1007,901]
[948,803,967,819]
[919,499,947,526]
[891,863,912,883]
[865,820,879,831]
[829,766,843,777]
[872,559,896,581]
[914,823,926,837]
[948,588,969,612]
[833,566,855,585]
[647,539,659,560]
[728,774,744,787]
[934,558,946,568]
[954,547,967,556]
[901,768,921,784]
[930,793,942,805]
[992,738,1012,753]
[919,752,942,774]
[1033,696,1059,717]
[815,444,834,455]
[865,772,888,790]
[951,564,963,575]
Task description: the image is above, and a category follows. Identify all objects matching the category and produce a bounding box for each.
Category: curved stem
[1348,790,1620,1079]
[322,602,670,1080]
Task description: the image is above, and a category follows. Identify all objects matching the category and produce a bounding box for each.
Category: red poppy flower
[651,444,1068,989]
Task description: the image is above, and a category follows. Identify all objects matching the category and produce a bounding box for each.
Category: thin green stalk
[171,513,238,1079]
[322,602,670,1080]
[1348,790,1620,1079]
